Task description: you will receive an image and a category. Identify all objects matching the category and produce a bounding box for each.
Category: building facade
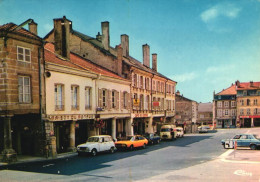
[0,20,45,162]
[45,16,177,136]
[213,84,237,128]
[236,81,260,127]
[197,103,213,126]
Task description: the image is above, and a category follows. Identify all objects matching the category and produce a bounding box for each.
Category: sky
[1,0,260,103]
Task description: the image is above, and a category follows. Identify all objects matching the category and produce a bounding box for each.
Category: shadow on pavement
[0,135,213,176]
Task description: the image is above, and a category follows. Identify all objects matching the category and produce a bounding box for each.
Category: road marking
[234,170,252,177]
[219,149,260,164]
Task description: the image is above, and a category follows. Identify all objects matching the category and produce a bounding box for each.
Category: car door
[99,137,106,151]
[238,135,249,147]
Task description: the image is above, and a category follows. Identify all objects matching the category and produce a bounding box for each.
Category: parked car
[144,133,161,145]
[176,127,184,138]
[221,134,260,150]
[77,135,116,156]
[160,124,177,140]
[115,135,148,150]
[198,125,210,133]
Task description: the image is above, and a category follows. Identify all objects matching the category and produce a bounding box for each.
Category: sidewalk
[0,152,77,167]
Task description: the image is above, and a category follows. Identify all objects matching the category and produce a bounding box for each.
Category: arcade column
[68,120,76,152]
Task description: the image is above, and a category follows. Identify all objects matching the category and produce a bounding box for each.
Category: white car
[198,125,210,133]
[176,127,184,138]
[77,135,116,156]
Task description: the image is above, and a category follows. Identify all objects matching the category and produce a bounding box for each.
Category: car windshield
[87,137,99,142]
[161,128,171,132]
[118,136,133,141]
[144,134,152,137]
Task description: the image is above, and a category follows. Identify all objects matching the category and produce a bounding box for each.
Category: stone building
[236,81,260,127]
[44,18,131,156]
[213,84,237,128]
[0,19,45,162]
[197,103,213,126]
[175,91,198,133]
[45,16,177,135]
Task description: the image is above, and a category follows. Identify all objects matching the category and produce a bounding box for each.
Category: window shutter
[107,89,111,110]
[116,91,119,110]
[127,93,131,110]
[120,91,124,109]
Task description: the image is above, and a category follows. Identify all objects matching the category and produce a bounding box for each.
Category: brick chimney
[53,16,71,59]
[152,53,157,72]
[116,45,123,76]
[101,21,110,51]
[29,20,37,35]
[250,81,253,87]
[121,34,129,57]
[236,80,240,87]
[143,44,150,67]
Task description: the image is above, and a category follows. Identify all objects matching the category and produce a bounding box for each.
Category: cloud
[206,64,235,74]
[171,72,197,82]
[200,3,241,23]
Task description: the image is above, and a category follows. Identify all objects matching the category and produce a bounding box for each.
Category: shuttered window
[55,84,64,110]
[18,75,31,103]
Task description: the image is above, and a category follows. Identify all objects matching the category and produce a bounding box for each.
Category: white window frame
[55,84,64,110]
[217,109,222,117]
[217,101,222,108]
[231,101,236,107]
[17,46,31,62]
[224,101,229,108]
[224,109,229,116]
[71,85,79,110]
[18,75,31,103]
[85,87,91,110]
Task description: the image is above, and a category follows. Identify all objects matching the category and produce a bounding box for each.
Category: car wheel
[110,147,115,154]
[143,143,146,149]
[91,149,97,156]
[129,145,134,151]
[250,144,257,150]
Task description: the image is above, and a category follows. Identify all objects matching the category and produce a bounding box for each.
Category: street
[1,128,260,182]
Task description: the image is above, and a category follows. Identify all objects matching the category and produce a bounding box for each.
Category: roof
[216,84,236,95]
[236,82,260,90]
[198,103,213,112]
[44,43,128,81]
[0,22,41,40]
[70,28,176,83]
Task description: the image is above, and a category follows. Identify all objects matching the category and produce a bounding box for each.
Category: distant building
[197,103,213,126]
[175,91,198,133]
[236,81,260,127]
[213,84,237,128]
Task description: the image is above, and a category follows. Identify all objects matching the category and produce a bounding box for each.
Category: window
[224,109,229,116]
[254,108,258,115]
[55,84,64,110]
[217,101,222,108]
[71,85,79,110]
[224,101,229,108]
[231,101,236,107]
[85,87,91,110]
[112,91,115,108]
[18,76,31,103]
[243,91,247,96]
[17,46,31,62]
[217,109,222,117]
[254,99,258,106]
[145,78,150,90]
[157,81,160,92]
[123,92,127,109]
[153,80,156,91]
[247,108,251,115]
[140,76,143,89]
[240,100,244,106]
[240,109,244,115]
[200,114,204,119]
[133,74,137,87]
[161,82,164,93]
[231,109,236,116]
[247,99,250,106]
[140,94,144,110]
[102,90,107,107]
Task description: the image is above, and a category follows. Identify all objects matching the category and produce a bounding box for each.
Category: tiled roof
[0,23,41,40]
[237,82,260,90]
[44,43,128,81]
[198,103,213,112]
[216,84,236,95]
[71,29,176,83]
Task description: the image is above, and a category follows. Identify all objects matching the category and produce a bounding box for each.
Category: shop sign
[47,114,94,121]
[153,101,160,107]
[133,99,140,107]
[134,113,148,118]
[240,115,260,119]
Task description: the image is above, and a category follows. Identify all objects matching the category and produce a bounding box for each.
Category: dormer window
[17,46,31,62]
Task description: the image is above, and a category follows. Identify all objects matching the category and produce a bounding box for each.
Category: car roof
[89,135,111,137]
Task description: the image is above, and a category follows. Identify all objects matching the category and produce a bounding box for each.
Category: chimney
[152,53,157,72]
[250,81,253,87]
[176,90,180,95]
[121,34,129,57]
[236,80,240,87]
[101,21,110,50]
[29,20,38,35]
[143,44,150,67]
[53,16,71,59]
[116,45,123,76]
